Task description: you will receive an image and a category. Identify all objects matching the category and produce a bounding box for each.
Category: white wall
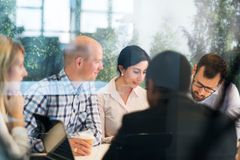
[133,0,196,56]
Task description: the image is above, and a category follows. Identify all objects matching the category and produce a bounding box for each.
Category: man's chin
[191,93,204,102]
[193,95,205,102]
[83,77,96,82]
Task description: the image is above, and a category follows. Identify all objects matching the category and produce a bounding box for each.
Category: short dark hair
[196,53,227,84]
[146,50,191,92]
[117,45,150,73]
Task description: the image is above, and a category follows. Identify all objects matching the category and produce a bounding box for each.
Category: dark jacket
[103,94,236,160]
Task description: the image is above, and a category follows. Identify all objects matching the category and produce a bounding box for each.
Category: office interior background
[0,0,240,88]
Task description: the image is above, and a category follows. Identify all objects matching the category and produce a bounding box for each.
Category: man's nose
[23,67,28,77]
[197,87,205,95]
[99,62,104,70]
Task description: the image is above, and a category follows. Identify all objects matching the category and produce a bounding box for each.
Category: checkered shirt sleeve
[24,71,102,152]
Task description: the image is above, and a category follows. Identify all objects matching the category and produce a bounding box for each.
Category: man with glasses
[191,53,240,138]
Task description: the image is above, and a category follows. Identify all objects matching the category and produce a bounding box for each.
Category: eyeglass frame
[192,78,217,94]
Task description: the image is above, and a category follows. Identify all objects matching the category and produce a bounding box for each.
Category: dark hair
[117,45,150,73]
[196,53,227,84]
[146,50,191,92]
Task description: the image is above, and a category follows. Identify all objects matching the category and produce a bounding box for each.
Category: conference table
[75,144,110,160]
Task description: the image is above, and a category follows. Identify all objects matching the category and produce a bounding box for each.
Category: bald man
[24,35,103,156]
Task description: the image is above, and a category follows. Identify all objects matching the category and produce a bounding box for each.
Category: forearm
[97,94,106,139]
[7,116,25,131]
[12,117,25,128]
[86,120,102,146]
[11,127,30,156]
[86,97,102,145]
[1,124,30,159]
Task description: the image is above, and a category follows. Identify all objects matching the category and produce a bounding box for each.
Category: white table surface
[75,144,110,160]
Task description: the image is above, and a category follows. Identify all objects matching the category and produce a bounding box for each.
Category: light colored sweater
[0,114,30,159]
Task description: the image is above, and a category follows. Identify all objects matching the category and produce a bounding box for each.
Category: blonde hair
[0,35,24,115]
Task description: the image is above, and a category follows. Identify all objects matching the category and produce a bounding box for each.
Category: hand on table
[70,138,92,156]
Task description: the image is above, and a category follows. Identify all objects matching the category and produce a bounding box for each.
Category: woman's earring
[121,73,124,76]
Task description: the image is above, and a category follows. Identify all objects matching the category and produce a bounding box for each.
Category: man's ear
[192,64,197,75]
[75,56,84,68]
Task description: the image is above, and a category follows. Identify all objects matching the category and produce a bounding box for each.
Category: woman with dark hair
[98,45,150,143]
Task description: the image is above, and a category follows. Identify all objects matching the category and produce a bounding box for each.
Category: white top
[200,82,240,138]
[0,114,30,159]
[98,77,149,139]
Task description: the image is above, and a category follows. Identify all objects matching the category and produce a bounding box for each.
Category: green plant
[150,23,180,58]
[21,37,63,81]
[0,0,24,38]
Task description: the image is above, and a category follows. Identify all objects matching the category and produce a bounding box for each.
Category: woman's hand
[5,94,25,127]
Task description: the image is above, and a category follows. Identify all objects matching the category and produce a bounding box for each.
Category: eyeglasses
[192,80,217,93]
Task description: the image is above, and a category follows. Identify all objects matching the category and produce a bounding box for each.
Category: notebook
[30,114,75,160]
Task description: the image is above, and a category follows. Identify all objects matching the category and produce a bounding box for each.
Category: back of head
[196,53,226,84]
[117,45,150,73]
[146,50,191,93]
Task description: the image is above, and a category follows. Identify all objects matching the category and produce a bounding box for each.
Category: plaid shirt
[24,69,102,152]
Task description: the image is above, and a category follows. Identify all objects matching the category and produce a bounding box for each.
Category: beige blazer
[98,77,149,141]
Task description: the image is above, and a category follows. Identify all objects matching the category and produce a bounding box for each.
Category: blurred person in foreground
[24,35,103,156]
[191,53,240,139]
[98,45,150,143]
[0,34,29,159]
[104,51,236,160]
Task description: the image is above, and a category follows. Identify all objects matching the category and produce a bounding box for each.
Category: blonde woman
[0,35,29,159]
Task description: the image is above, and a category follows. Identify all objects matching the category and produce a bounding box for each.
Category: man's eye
[196,83,202,86]
[205,88,211,92]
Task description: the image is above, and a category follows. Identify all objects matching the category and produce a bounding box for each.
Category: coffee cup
[69,131,95,156]
[78,132,94,146]
[70,131,94,146]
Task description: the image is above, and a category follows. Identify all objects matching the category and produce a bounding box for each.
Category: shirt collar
[107,77,140,97]
[60,69,83,94]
